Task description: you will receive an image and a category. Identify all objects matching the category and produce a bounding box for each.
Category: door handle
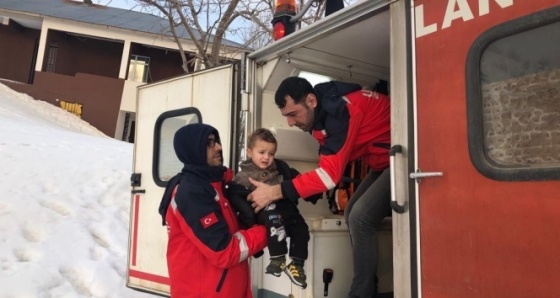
[389,145,405,214]
[409,170,443,183]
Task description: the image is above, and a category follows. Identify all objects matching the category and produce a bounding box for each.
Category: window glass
[157,113,200,181]
[298,71,333,86]
[46,43,58,73]
[480,22,560,167]
[128,55,150,83]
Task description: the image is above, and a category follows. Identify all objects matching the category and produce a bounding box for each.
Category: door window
[153,108,202,186]
[467,7,560,180]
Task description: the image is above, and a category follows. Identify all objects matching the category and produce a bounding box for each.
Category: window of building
[46,43,58,73]
[122,112,135,143]
[128,55,150,83]
[467,7,560,180]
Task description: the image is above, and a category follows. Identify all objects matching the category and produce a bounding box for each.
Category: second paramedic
[247,77,391,298]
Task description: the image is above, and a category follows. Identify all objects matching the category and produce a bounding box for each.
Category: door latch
[409,169,443,183]
[130,173,141,187]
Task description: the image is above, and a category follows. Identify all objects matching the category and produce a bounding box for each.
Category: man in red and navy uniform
[159,123,267,297]
[247,77,391,298]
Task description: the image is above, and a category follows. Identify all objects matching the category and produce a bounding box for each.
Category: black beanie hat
[173,123,220,166]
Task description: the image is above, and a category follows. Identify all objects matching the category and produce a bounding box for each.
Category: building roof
[0,0,244,48]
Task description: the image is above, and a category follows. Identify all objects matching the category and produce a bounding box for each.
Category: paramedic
[159,123,267,298]
[247,77,391,298]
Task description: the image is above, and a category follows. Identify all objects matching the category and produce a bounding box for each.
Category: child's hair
[248,128,277,149]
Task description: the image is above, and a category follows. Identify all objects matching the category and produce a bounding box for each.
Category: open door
[126,64,239,295]
[414,2,559,297]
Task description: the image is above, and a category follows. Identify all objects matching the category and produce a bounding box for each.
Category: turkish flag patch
[200,212,219,229]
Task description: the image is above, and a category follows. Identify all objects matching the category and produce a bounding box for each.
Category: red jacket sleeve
[282,105,364,200]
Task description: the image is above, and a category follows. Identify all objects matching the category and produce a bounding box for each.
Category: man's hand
[247,178,282,213]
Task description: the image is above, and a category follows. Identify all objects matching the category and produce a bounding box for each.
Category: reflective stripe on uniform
[171,197,177,211]
[233,232,249,262]
[170,185,179,212]
[316,168,336,190]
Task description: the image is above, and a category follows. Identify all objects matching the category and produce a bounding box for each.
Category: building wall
[44,30,123,78]
[1,14,239,141]
[37,18,195,76]
[4,71,125,137]
[0,21,40,83]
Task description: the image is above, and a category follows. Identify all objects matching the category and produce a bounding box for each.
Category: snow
[0,82,156,298]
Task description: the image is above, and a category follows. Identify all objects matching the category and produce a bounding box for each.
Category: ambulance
[126,0,560,297]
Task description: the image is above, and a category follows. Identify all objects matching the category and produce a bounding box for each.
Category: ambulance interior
[248,6,394,298]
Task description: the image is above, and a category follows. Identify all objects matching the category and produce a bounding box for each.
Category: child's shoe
[284,260,307,289]
[265,256,286,277]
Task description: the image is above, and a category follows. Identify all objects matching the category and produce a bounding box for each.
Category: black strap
[327,159,369,214]
[327,188,339,214]
[327,186,350,215]
[158,173,183,226]
[216,268,229,293]
[373,142,391,150]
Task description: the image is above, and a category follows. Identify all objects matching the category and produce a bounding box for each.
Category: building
[0,0,246,141]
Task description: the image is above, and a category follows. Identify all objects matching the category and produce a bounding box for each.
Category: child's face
[247,139,276,170]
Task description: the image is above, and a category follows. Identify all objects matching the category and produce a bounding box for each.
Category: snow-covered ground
[0,82,156,297]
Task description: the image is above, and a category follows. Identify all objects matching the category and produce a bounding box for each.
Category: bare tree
[132,0,270,71]
[232,0,275,50]
[97,0,357,72]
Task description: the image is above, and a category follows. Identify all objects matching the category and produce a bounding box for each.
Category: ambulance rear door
[126,63,240,295]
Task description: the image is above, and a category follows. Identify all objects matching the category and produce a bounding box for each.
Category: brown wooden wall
[44,30,123,78]
[0,22,40,83]
[4,72,125,137]
[1,25,195,139]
